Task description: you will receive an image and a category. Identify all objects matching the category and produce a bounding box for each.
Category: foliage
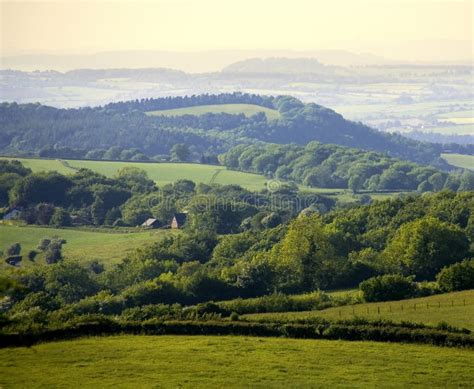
[437,259,474,292]
[359,274,417,302]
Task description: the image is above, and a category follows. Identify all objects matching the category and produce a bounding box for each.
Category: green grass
[243,290,474,330]
[0,224,172,267]
[441,153,474,171]
[146,103,281,120]
[1,335,473,388]
[0,157,269,191]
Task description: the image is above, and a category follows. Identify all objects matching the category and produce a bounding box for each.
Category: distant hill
[0,49,393,72]
[222,58,334,74]
[1,93,471,167]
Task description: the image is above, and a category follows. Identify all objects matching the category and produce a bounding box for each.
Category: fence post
[377,306,380,314]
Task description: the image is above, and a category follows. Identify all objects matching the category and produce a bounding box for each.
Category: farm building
[171,213,187,229]
[141,218,160,229]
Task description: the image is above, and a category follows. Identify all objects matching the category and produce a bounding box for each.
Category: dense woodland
[1,93,472,167]
[220,142,474,192]
[1,160,473,333]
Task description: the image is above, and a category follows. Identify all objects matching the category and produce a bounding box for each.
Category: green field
[244,290,474,330]
[0,157,270,191]
[1,335,473,388]
[146,103,281,120]
[441,153,474,170]
[0,224,171,266]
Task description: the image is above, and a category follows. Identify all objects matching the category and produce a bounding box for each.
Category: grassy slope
[146,103,281,120]
[441,153,474,171]
[0,157,269,191]
[0,224,172,267]
[244,290,474,330]
[1,335,473,388]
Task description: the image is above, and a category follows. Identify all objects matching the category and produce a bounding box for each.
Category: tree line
[220,142,474,192]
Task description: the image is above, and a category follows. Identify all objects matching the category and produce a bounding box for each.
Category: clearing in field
[441,153,474,170]
[146,103,281,120]
[243,289,474,330]
[0,224,172,267]
[1,335,473,388]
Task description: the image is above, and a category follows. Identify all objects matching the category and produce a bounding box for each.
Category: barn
[141,218,160,229]
[171,213,187,229]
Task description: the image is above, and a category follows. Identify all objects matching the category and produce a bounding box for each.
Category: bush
[437,259,474,292]
[360,274,417,302]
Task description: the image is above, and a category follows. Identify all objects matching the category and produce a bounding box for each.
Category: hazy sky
[1,0,472,61]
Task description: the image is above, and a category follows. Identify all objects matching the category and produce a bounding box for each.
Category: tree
[436,259,474,292]
[6,242,21,256]
[44,239,66,264]
[383,216,470,280]
[50,207,71,227]
[458,170,474,191]
[360,274,417,302]
[170,144,191,162]
[269,214,336,291]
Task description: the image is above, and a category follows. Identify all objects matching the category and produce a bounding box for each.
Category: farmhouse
[171,213,187,229]
[141,218,160,229]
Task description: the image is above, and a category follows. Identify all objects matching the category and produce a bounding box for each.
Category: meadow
[441,153,474,170]
[146,103,281,120]
[243,290,474,330]
[0,157,411,204]
[0,224,172,267]
[0,157,269,191]
[1,335,473,388]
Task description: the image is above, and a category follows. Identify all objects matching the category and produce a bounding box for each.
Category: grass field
[1,335,473,388]
[146,103,281,120]
[0,157,270,191]
[243,290,474,330]
[0,224,171,267]
[441,153,474,170]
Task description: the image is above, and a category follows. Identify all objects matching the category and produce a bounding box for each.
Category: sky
[1,0,472,62]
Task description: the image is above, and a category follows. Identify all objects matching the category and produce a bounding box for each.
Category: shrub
[436,259,474,292]
[359,274,417,302]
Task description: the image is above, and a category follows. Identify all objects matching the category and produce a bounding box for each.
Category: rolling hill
[243,290,474,330]
[2,93,470,168]
[1,336,473,387]
[0,157,270,191]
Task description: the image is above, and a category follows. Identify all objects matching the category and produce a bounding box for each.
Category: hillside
[442,153,474,171]
[1,93,470,167]
[0,157,269,191]
[147,103,281,120]
[1,336,473,387]
[0,224,172,267]
[243,290,474,330]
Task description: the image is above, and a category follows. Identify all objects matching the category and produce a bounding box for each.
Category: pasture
[441,153,474,170]
[0,224,171,267]
[146,103,281,120]
[244,290,474,330]
[0,157,269,191]
[1,335,473,388]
